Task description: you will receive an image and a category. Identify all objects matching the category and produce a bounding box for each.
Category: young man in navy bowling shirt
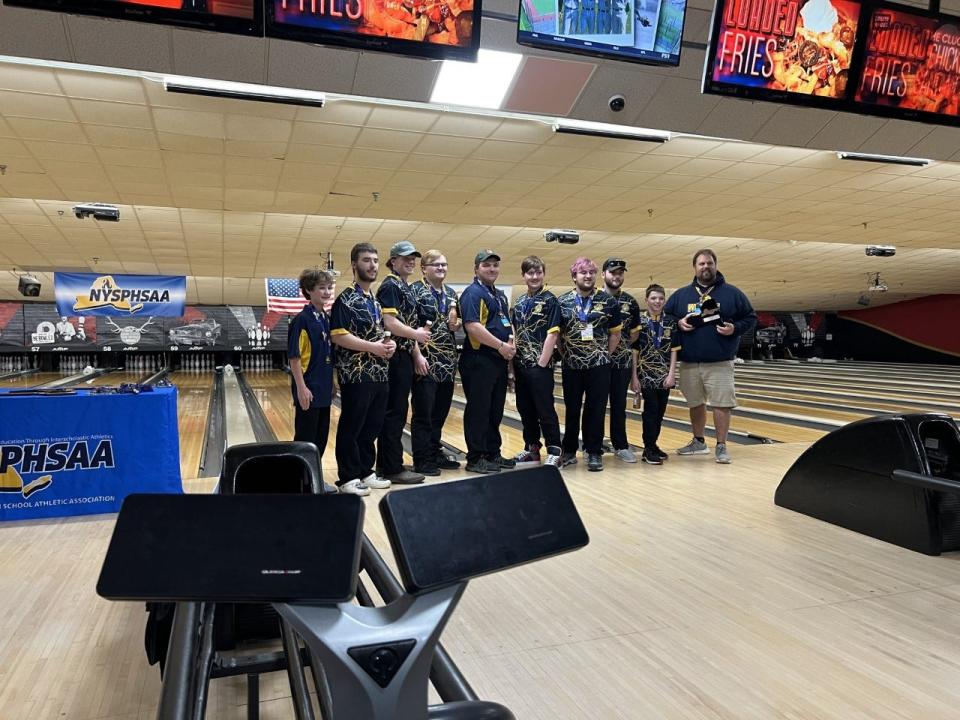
[288,268,337,463]
[459,250,517,475]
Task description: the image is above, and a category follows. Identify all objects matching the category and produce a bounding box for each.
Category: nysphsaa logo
[0,439,114,498]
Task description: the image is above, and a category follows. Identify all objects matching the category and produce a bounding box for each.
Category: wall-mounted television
[703,0,865,108]
[517,0,687,66]
[2,0,261,36]
[854,2,960,125]
[265,0,480,61]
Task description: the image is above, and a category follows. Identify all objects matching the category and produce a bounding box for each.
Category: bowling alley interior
[2,0,960,716]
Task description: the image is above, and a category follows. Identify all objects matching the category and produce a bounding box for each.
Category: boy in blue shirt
[288,268,337,463]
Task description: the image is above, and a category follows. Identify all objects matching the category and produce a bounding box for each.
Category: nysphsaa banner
[55,273,186,318]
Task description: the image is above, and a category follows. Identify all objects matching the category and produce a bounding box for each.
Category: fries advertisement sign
[856,7,960,117]
[709,0,862,98]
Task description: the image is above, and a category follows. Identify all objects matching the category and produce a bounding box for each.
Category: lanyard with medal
[431,284,447,319]
[355,283,381,327]
[649,314,664,350]
[575,292,594,340]
[477,278,511,330]
[515,290,538,325]
[314,308,333,364]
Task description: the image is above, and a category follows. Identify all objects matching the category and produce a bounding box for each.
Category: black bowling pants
[641,386,671,450]
[410,379,454,466]
[294,404,331,463]
[608,366,633,451]
[336,382,388,485]
[562,365,611,455]
[377,351,413,476]
[514,365,561,449]
[459,352,507,463]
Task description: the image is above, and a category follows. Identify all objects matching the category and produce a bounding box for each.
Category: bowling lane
[1,372,57,389]
[81,370,141,387]
[168,371,216,481]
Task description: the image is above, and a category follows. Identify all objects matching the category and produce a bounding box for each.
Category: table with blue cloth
[0,385,182,521]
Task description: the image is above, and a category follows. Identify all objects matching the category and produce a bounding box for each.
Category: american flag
[265,278,305,314]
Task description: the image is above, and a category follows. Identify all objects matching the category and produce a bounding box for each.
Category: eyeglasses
[425,263,448,268]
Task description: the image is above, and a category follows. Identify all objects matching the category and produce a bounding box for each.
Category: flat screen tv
[854,3,960,125]
[265,0,480,61]
[517,0,688,66]
[703,0,865,109]
[2,0,261,36]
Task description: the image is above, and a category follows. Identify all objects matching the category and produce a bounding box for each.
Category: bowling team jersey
[556,289,622,370]
[330,285,389,385]
[410,279,459,383]
[608,290,642,370]
[633,311,681,388]
[459,278,512,358]
[510,287,561,369]
[376,273,419,352]
[287,303,334,409]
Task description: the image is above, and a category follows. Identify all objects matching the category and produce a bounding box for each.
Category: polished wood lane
[0,372,58,389]
[171,372,215,481]
[6,443,960,718]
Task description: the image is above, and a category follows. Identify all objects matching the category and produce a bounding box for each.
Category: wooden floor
[4,362,960,719]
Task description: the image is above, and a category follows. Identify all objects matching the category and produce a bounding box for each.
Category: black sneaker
[491,455,517,469]
[558,451,578,467]
[413,463,441,477]
[435,454,460,470]
[586,453,603,472]
[465,458,500,474]
[641,449,663,465]
[653,447,669,461]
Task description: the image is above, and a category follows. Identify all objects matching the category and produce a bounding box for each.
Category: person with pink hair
[555,257,623,472]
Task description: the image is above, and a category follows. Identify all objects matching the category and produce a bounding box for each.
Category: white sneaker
[362,472,391,489]
[677,438,709,456]
[339,479,370,496]
[543,445,562,467]
[614,448,637,463]
[715,443,732,464]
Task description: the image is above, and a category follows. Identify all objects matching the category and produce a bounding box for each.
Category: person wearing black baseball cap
[459,250,516,474]
[602,258,642,464]
[375,240,430,485]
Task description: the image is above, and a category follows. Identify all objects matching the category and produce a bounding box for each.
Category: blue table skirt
[0,386,183,521]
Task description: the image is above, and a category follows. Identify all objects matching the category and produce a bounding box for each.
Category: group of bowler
[287,242,756,495]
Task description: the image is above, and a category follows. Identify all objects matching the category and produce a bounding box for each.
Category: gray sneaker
[715,443,732,464]
[614,448,637,463]
[677,438,709,456]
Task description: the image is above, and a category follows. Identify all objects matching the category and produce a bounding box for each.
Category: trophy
[688,296,721,328]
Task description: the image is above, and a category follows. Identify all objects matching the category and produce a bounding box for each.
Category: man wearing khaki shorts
[664,249,756,464]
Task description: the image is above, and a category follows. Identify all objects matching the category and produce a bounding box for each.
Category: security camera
[18,275,41,297]
[544,229,580,245]
[608,94,626,112]
[73,203,120,222]
[865,245,895,257]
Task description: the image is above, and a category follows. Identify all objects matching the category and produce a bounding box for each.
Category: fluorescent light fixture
[163,76,326,108]
[553,118,670,143]
[430,50,523,110]
[836,151,930,167]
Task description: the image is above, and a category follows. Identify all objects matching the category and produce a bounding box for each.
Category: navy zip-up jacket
[664,271,756,363]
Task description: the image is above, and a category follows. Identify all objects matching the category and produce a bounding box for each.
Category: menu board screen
[856,5,960,119]
[705,0,863,103]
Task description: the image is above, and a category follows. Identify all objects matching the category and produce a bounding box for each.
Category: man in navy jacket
[664,249,755,464]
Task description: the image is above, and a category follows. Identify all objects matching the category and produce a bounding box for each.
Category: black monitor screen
[2,0,261,35]
[265,0,480,61]
[517,0,687,66]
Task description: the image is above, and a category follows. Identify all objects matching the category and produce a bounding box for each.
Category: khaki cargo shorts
[677,360,737,408]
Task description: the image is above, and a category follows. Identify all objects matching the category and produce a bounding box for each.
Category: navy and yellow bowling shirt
[411,279,459,383]
[331,285,389,385]
[287,303,334,408]
[376,273,419,353]
[633,311,681,388]
[459,278,512,358]
[557,289,623,370]
[510,287,561,369]
[609,290,642,370]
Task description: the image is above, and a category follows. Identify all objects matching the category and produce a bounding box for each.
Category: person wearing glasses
[409,250,462,475]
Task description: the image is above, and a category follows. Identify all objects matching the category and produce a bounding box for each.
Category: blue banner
[0,386,182,521]
[55,273,186,317]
